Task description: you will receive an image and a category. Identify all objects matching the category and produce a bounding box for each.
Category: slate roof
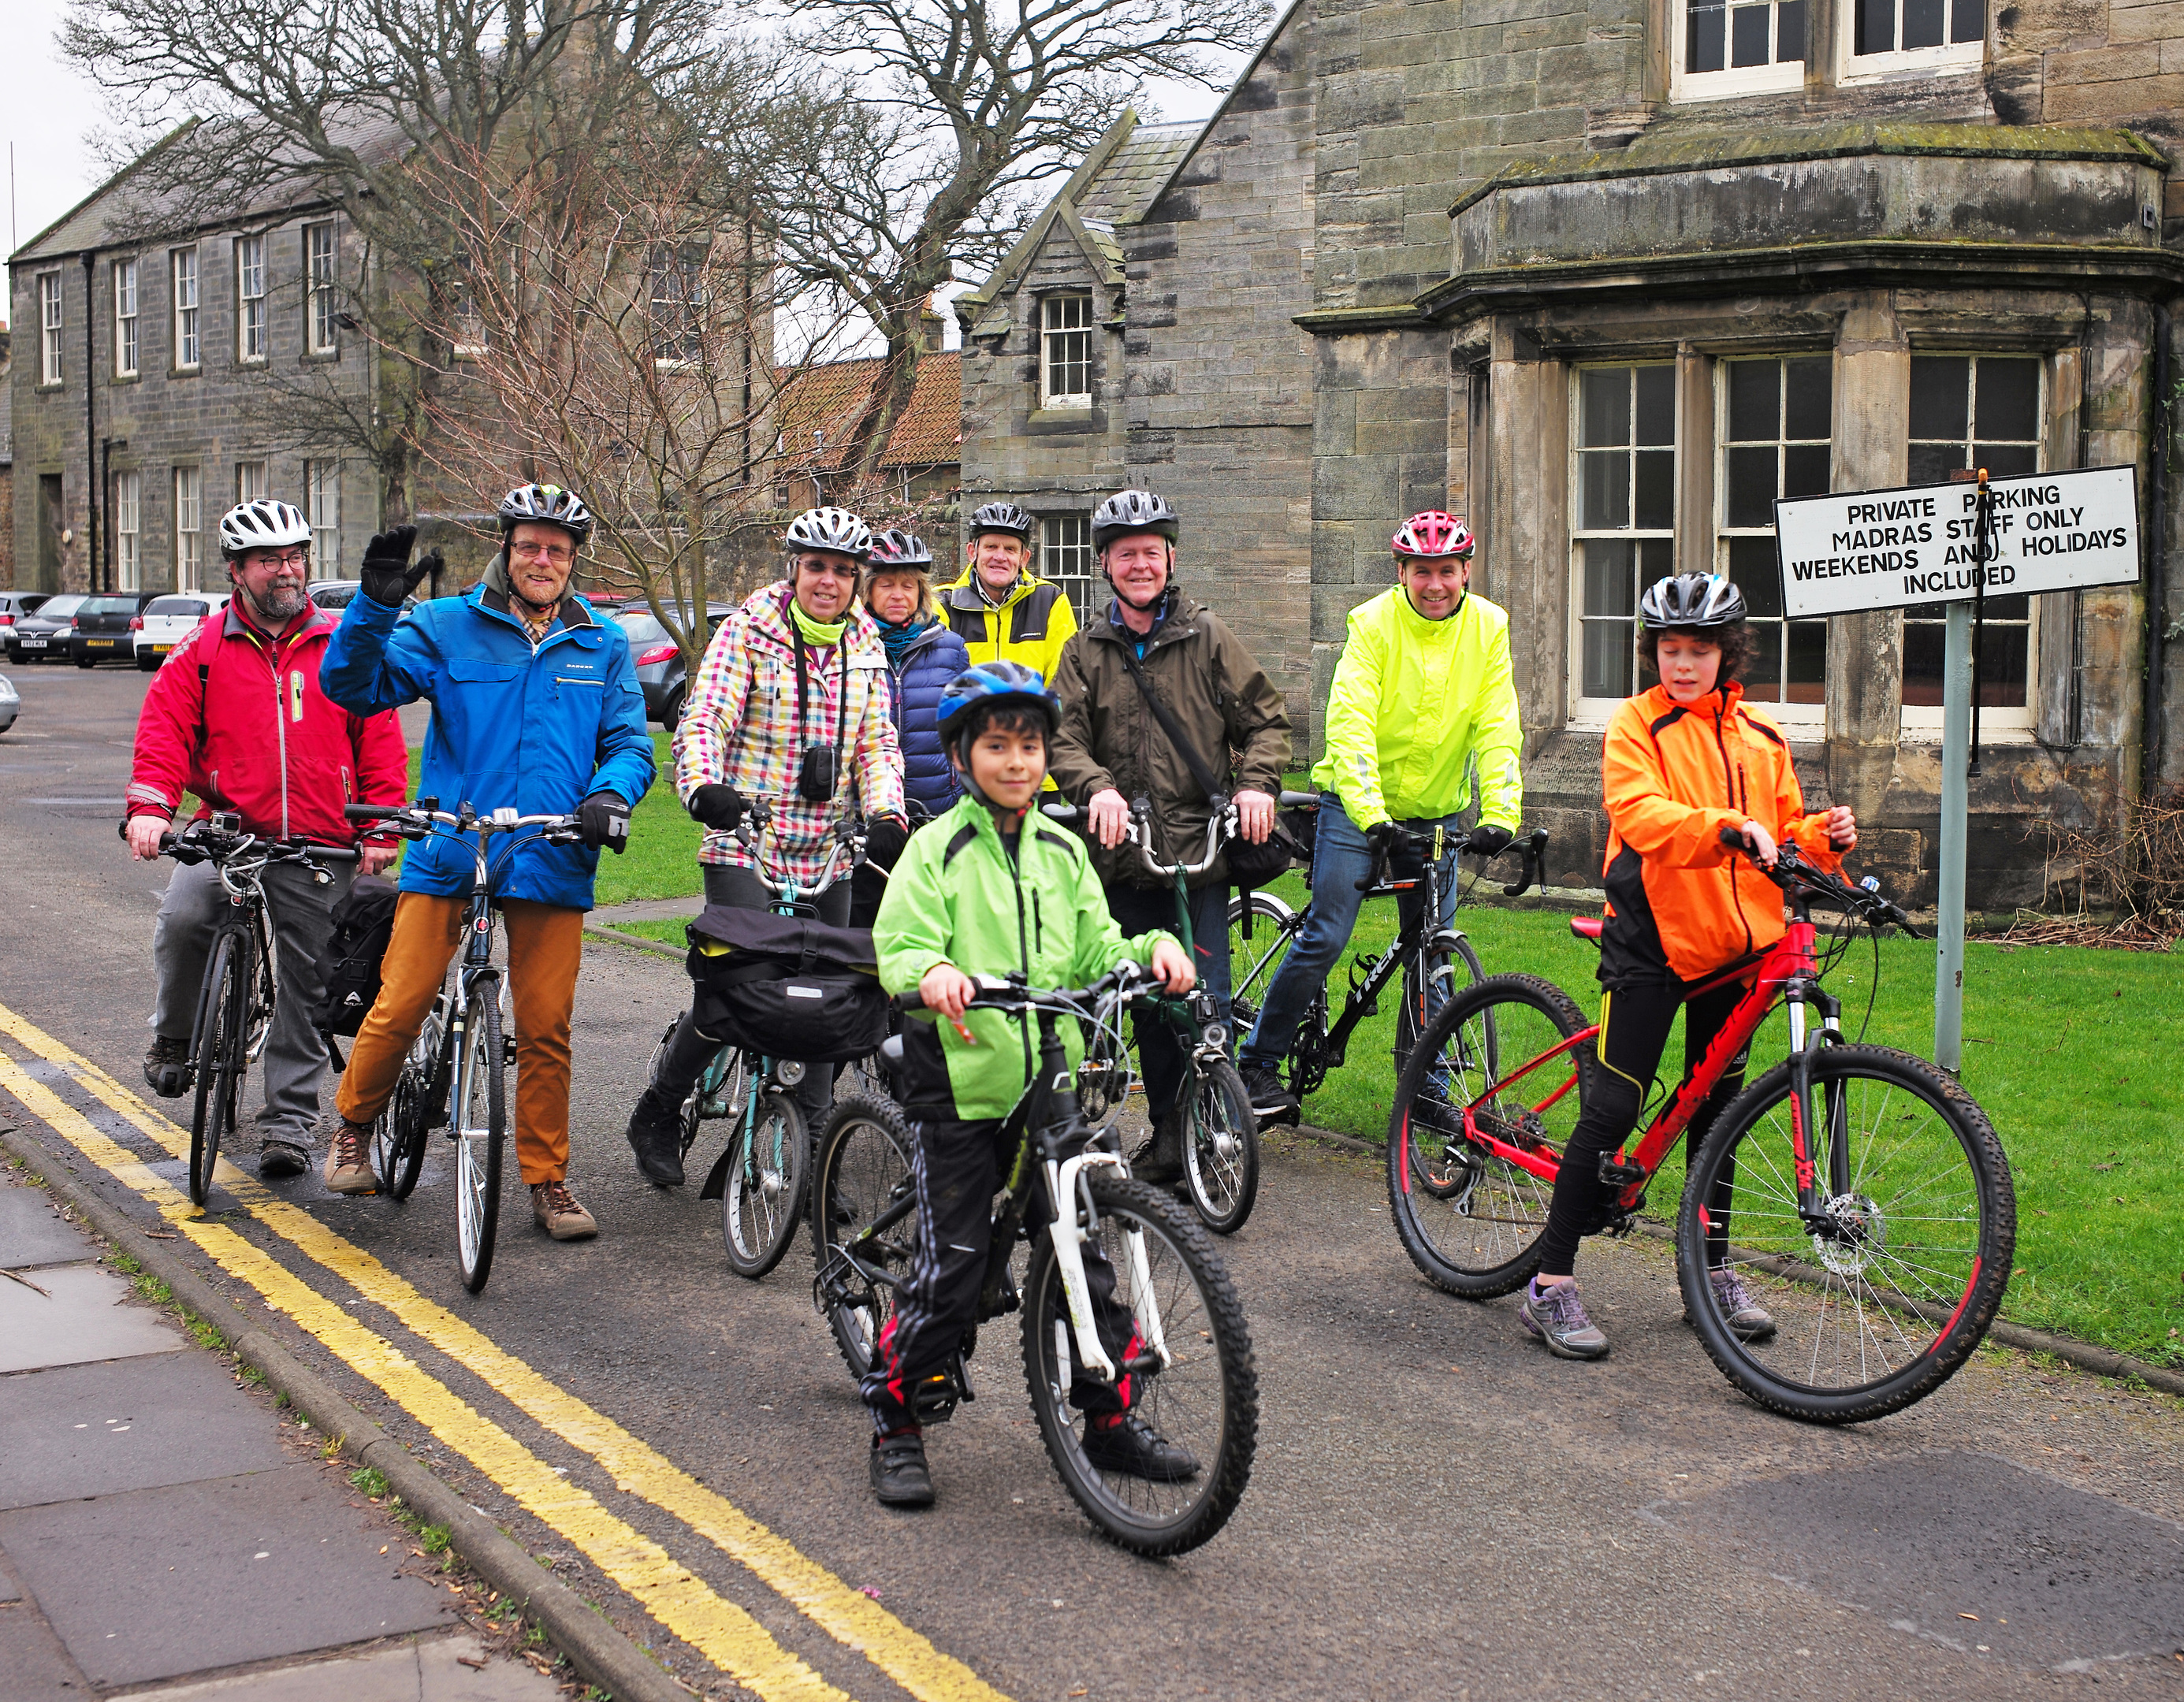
[1074,124,1200,229]
[772,351,962,473]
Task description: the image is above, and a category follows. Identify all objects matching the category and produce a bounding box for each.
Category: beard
[241,579,310,625]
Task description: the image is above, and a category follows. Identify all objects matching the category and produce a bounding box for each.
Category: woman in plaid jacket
[623,508,907,1186]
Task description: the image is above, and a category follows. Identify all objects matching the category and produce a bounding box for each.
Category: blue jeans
[1239,794,1463,1079]
[1103,880,1232,1125]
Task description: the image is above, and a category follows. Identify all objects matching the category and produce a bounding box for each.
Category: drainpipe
[80,251,96,593]
[100,437,116,591]
[2144,303,2171,798]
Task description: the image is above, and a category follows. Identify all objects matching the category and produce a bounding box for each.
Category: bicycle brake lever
[1501,828,1549,898]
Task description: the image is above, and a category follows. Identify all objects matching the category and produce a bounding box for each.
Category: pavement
[2,661,2182,1702]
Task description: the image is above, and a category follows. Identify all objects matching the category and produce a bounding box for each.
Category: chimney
[918,294,945,354]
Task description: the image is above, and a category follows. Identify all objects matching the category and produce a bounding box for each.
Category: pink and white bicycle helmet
[1391,511,1475,560]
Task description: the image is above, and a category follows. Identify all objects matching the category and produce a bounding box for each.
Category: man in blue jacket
[318,484,655,1241]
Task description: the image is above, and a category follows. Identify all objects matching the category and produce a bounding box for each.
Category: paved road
[2,662,2181,1702]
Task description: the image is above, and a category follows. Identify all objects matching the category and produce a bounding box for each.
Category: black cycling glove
[578,790,631,853]
[1364,821,1401,862]
[687,784,748,832]
[864,814,910,873]
[359,526,438,608]
[1467,823,1514,858]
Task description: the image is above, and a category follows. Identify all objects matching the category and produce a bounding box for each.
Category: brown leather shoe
[531,1180,598,1241]
[322,1118,378,1195]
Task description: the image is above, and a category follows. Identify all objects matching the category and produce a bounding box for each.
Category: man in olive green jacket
[1048,489,1292,1180]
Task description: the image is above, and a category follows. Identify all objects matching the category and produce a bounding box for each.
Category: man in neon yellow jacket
[1236,511,1523,1120]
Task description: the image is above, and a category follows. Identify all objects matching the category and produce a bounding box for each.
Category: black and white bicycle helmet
[218,500,311,559]
[966,501,1035,541]
[784,506,872,562]
[1639,572,1747,631]
[498,483,594,547]
[1091,489,1179,552]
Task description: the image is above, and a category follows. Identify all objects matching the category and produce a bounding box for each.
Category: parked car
[0,593,52,647]
[310,579,363,611]
[73,594,161,667]
[606,601,731,732]
[135,593,233,671]
[0,672,17,734]
[5,593,91,663]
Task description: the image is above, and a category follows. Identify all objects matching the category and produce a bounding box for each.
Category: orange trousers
[336,894,585,1185]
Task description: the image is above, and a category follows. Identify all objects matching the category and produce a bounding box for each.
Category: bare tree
[749,0,1267,481]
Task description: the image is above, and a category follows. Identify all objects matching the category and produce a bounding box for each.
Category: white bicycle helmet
[785,506,872,562]
[498,482,595,546]
[1639,572,1747,631]
[1091,489,1179,552]
[218,500,311,559]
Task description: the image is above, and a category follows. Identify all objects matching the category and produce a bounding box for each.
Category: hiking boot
[1520,1277,1609,1361]
[1703,1266,1777,1343]
[322,1119,378,1195]
[143,1035,192,1099]
[1238,1064,1297,1121]
[531,1180,598,1241]
[258,1139,310,1179]
[1132,1106,1186,1187]
[1081,1412,1199,1481]
[869,1429,934,1508]
[624,1090,686,1187]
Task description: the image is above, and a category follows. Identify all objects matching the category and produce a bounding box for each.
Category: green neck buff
[788,600,847,648]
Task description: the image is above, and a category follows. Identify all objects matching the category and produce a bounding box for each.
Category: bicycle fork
[1784,987,1851,1228]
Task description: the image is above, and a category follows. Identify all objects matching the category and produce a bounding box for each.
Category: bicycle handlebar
[158,823,360,868]
[727,797,868,898]
[1717,827,1919,935]
[1353,823,1548,897]
[1040,800,1240,880]
[891,961,1152,1018]
[343,801,583,846]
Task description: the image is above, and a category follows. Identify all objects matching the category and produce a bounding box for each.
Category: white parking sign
[1774,465,2140,618]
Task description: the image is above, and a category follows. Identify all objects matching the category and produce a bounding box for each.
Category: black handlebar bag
[683,905,889,1063]
[309,875,400,1041]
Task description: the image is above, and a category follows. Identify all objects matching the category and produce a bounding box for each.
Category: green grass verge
[601,917,692,945]
[1247,880,2183,1366]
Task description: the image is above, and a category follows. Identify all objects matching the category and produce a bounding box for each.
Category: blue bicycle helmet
[936,661,1061,753]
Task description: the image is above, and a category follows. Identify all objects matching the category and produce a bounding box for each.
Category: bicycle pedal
[909,1369,964,1425]
[1596,1157,1647,1187]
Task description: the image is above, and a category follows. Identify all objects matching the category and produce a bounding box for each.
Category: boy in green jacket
[865,660,1196,1508]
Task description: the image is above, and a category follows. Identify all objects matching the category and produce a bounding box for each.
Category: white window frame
[38,271,63,385]
[1716,355,1832,730]
[305,222,339,355]
[236,461,269,504]
[1671,0,1806,99]
[236,235,267,362]
[1839,0,1984,83]
[1899,354,2044,740]
[1040,515,1099,626]
[1568,362,1680,727]
[1040,294,1093,408]
[304,459,340,576]
[171,247,200,370]
[116,471,143,593]
[113,259,139,378]
[174,466,203,593]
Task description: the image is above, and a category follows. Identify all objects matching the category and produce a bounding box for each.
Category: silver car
[135,593,233,671]
[0,671,17,734]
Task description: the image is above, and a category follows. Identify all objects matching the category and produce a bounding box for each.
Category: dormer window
[1041,295,1092,407]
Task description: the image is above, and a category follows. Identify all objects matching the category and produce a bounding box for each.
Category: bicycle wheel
[722,1087,808,1279]
[811,1094,921,1381]
[1394,933,1489,1090]
[1676,1044,2015,1424]
[187,929,247,1206]
[1223,890,1299,1040]
[1181,1057,1259,1236]
[1386,973,1589,1297]
[1022,1172,1257,1557]
[453,978,508,1295]
[372,1009,439,1200]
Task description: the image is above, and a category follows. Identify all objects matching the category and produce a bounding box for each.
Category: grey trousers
[151,855,352,1149]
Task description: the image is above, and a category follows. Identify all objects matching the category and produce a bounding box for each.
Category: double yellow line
[0,1003,1008,1702]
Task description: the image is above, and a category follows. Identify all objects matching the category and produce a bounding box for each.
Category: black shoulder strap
[1648,705,1688,739]
[942,822,980,867]
[1116,644,1225,807]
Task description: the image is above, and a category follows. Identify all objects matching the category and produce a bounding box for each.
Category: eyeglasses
[795,557,855,579]
[511,541,575,566]
[243,550,309,570]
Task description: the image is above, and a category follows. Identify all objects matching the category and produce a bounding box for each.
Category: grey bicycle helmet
[784,505,872,563]
[1639,572,1747,631]
[1091,489,1179,552]
[966,501,1034,542]
[218,500,311,558]
[865,528,934,570]
[498,483,595,547]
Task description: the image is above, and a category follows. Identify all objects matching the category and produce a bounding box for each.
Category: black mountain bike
[158,816,358,1206]
[810,967,1257,1556]
[343,800,583,1294]
[1226,791,1546,1112]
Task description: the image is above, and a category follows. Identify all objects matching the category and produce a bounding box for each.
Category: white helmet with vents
[218,500,311,559]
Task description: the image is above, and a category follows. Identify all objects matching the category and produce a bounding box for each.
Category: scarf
[872,611,929,671]
[1107,589,1174,660]
[787,597,847,649]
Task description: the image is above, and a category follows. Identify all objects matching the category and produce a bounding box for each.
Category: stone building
[960,0,2184,906]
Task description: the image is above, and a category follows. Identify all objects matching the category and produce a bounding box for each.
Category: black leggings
[1536,979,1752,1279]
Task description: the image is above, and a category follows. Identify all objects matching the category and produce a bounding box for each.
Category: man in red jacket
[124,500,407,1180]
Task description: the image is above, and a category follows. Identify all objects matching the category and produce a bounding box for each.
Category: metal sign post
[1774,464,2141,1071]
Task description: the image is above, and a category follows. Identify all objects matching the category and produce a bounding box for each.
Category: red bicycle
[1385,840,2015,1423]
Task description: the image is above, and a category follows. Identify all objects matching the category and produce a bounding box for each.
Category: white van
[134,593,233,671]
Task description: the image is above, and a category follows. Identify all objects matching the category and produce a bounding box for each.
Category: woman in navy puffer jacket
[863,530,970,821]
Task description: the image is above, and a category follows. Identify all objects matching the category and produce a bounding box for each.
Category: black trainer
[624,1091,686,1187]
[1081,1412,1199,1481]
[869,1429,934,1507]
[1132,1106,1186,1186]
[143,1035,192,1100]
[1237,1064,1297,1121]
[258,1139,310,1179]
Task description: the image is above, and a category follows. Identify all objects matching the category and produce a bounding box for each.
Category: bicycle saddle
[1569,916,1603,944]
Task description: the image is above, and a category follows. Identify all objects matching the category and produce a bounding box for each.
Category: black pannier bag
[684,905,890,1064]
[310,875,400,1038]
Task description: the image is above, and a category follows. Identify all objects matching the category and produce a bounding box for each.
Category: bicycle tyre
[187,928,247,1206]
[1393,933,1488,1089]
[454,979,507,1295]
[1676,1044,2015,1424]
[811,1094,921,1381]
[1386,973,1591,1298]
[722,1087,807,1280]
[1181,1057,1259,1236]
[372,1011,439,1201]
[1223,889,1300,1042]
[1021,1172,1257,1557]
